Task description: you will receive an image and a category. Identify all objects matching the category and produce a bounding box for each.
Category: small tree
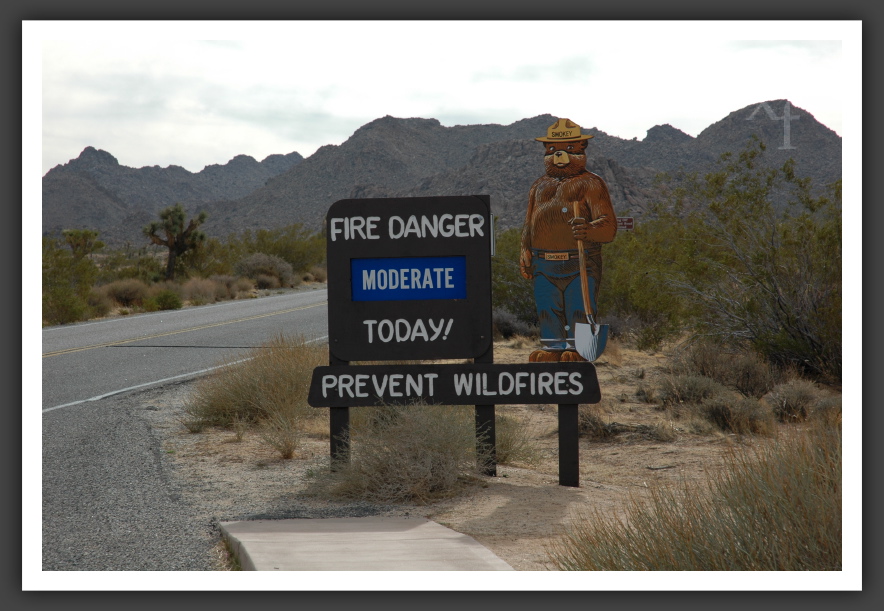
[62,228,105,260]
[143,204,208,280]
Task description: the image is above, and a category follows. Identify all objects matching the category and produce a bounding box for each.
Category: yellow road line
[42,301,327,358]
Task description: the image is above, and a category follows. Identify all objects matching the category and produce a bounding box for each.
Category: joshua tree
[62,228,104,260]
[143,203,208,280]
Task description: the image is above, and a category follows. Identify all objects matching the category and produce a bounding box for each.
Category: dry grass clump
[181,277,222,305]
[181,334,326,457]
[657,374,727,407]
[766,379,819,422]
[309,265,327,283]
[494,411,542,466]
[670,340,778,398]
[699,396,776,436]
[577,405,616,439]
[209,275,254,299]
[307,403,492,505]
[99,278,151,308]
[548,420,841,570]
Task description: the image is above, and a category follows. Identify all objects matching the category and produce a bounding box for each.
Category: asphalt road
[41,287,329,411]
[37,288,330,572]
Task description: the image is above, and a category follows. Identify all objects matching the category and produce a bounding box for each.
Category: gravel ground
[41,379,402,571]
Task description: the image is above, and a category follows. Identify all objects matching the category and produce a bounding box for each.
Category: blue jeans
[532,253,598,350]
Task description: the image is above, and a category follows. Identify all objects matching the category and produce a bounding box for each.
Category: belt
[531,249,580,261]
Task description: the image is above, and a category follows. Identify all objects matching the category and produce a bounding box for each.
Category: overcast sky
[28,21,859,177]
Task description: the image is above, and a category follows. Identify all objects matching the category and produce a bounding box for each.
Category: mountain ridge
[42,101,841,246]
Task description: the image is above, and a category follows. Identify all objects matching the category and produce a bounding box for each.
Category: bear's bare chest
[531,175,592,221]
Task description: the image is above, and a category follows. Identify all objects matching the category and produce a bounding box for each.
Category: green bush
[154,289,183,310]
[235,252,295,288]
[661,142,841,381]
[491,227,537,325]
[42,237,97,325]
[229,224,326,274]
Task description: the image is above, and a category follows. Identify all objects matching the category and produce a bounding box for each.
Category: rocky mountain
[42,147,303,244]
[42,100,841,246]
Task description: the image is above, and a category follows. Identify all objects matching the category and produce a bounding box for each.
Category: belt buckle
[544,252,569,261]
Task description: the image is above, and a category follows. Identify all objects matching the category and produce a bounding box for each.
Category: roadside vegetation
[42,204,327,326]
[549,416,841,570]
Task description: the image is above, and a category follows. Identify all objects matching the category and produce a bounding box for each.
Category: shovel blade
[574,322,609,362]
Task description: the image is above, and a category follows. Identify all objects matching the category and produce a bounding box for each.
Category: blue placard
[351,256,467,302]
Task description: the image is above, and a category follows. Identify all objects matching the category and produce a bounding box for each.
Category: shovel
[572,214,608,362]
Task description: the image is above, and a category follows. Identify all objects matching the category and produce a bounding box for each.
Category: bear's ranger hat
[535,118,594,142]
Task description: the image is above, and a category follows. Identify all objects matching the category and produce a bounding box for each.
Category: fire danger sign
[325,196,493,362]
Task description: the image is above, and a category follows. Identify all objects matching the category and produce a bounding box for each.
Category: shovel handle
[574,206,595,323]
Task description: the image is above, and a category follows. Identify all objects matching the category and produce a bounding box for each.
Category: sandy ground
[143,337,753,571]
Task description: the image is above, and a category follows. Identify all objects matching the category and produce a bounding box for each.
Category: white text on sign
[363,318,454,343]
[329,214,486,241]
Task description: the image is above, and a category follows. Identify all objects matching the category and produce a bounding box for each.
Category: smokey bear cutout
[520,118,617,362]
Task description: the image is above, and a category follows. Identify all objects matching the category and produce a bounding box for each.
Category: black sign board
[308,362,601,407]
[326,196,493,362]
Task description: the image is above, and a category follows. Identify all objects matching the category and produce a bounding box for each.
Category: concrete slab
[219,516,514,571]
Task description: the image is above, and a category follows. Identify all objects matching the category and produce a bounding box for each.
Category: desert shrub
[494,412,541,466]
[671,342,777,399]
[492,307,538,339]
[209,274,253,298]
[259,409,303,459]
[183,333,326,429]
[255,274,280,290]
[549,422,841,570]
[577,405,615,439]
[206,275,236,299]
[309,403,491,505]
[310,265,327,283]
[767,379,819,422]
[230,224,326,273]
[86,287,114,319]
[233,277,254,295]
[635,383,657,404]
[43,237,99,325]
[728,351,778,398]
[700,396,776,436]
[301,271,315,283]
[181,277,220,304]
[811,396,842,428]
[665,144,841,382]
[235,252,295,288]
[153,289,183,310]
[669,340,731,379]
[491,227,537,325]
[101,278,150,307]
[657,374,726,407]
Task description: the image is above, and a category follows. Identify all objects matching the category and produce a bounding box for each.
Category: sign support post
[558,404,579,487]
[474,343,496,477]
[328,354,350,470]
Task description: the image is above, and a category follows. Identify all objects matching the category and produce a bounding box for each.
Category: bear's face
[543,140,588,178]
